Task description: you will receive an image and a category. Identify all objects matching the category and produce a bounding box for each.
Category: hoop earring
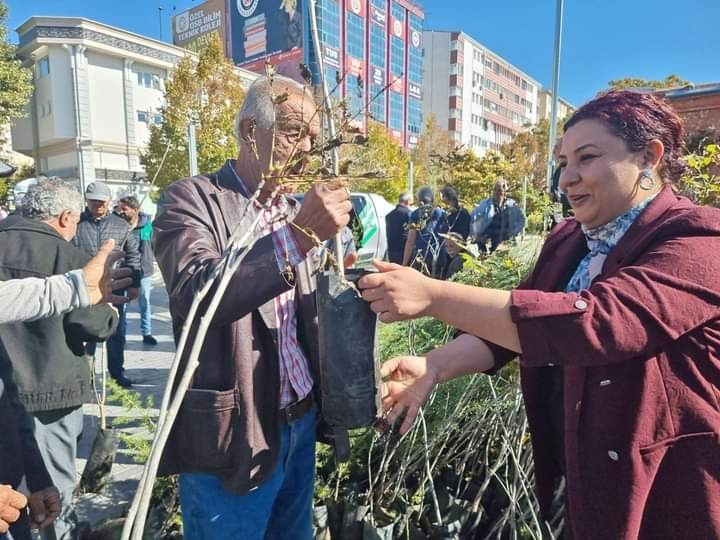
[638,169,656,191]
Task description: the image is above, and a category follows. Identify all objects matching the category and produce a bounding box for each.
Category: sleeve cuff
[271,225,306,271]
[510,289,589,368]
[65,269,91,308]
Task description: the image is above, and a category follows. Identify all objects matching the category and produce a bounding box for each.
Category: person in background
[359,89,720,539]
[116,196,158,346]
[0,239,130,539]
[0,179,118,540]
[0,163,131,540]
[73,181,141,387]
[402,186,445,276]
[436,186,471,279]
[470,180,525,253]
[385,192,413,265]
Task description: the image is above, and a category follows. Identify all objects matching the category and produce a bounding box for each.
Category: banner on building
[229,0,305,80]
[347,56,364,78]
[391,17,404,39]
[390,76,404,93]
[346,0,365,18]
[410,29,421,48]
[323,44,340,67]
[173,0,227,54]
[370,5,386,27]
[408,82,421,99]
[371,65,384,86]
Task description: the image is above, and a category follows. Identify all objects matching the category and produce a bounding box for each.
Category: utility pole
[408,160,414,197]
[158,7,164,41]
[546,0,564,192]
[187,123,198,176]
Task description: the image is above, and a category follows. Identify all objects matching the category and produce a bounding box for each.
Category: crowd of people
[0,171,157,538]
[0,79,719,540]
[385,179,526,280]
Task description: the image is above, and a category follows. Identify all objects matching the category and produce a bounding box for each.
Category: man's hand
[380,356,439,435]
[292,182,352,254]
[82,239,134,304]
[358,260,438,323]
[0,485,27,533]
[27,487,60,530]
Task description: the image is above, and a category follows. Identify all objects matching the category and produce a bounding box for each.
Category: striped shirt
[229,164,313,408]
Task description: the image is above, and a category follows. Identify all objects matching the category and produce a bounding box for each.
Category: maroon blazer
[489,187,720,539]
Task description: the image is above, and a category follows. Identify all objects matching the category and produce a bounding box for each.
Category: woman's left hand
[358,260,437,323]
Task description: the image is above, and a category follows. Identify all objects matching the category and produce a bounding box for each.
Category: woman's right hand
[380,356,440,435]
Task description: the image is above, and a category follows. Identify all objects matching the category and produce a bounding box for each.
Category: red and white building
[422,30,541,154]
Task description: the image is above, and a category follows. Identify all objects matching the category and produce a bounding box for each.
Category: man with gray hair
[0,178,118,540]
[385,191,413,264]
[153,74,353,538]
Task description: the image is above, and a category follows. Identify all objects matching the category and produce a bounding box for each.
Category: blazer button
[608,450,619,461]
[574,299,588,310]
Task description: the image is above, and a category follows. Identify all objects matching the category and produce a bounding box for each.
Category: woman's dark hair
[417,186,434,205]
[440,186,459,208]
[564,90,687,182]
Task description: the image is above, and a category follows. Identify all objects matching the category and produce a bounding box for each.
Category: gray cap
[85,181,112,201]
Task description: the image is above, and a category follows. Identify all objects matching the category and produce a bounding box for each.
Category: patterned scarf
[565,193,657,292]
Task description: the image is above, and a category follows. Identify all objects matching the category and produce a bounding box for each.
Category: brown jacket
[152,161,322,495]
[487,187,720,538]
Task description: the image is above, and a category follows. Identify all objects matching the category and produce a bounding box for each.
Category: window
[346,11,364,60]
[137,111,148,123]
[370,23,386,68]
[369,82,386,123]
[38,57,50,77]
[324,67,341,99]
[389,91,404,131]
[153,114,163,125]
[137,71,161,90]
[408,97,422,135]
[390,2,405,76]
[318,0,340,48]
[390,36,404,76]
[345,78,364,120]
[408,13,423,85]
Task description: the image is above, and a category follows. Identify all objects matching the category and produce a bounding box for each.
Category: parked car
[293,192,394,268]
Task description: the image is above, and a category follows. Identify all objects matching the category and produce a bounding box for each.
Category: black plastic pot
[317,268,380,449]
[78,428,120,494]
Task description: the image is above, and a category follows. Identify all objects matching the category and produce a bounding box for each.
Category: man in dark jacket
[0,179,118,540]
[73,181,141,387]
[116,196,157,345]
[385,192,412,264]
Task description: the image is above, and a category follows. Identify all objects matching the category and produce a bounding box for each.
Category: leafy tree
[431,148,514,208]
[141,34,245,191]
[344,121,409,202]
[500,118,550,191]
[0,1,33,132]
[608,74,690,90]
[410,114,452,188]
[679,143,720,207]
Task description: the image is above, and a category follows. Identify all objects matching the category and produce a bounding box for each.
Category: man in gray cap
[74,181,141,387]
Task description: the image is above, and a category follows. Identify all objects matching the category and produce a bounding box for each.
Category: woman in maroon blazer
[359,90,720,539]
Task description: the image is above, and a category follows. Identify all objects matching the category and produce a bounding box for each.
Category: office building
[422,30,542,155]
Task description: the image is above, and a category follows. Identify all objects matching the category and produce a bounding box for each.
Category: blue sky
[6,0,719,106]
